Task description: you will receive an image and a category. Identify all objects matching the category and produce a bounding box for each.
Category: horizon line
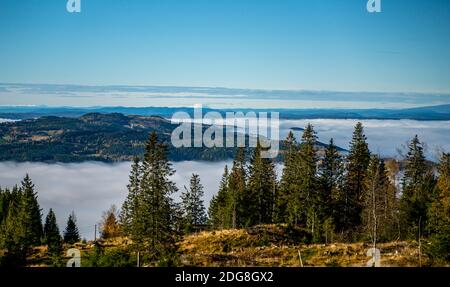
[1,82,450,96]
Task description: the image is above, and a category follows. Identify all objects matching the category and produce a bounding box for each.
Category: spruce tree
[246,141,277,226]
[43,208,62,259]
[63,211,80,244]
[298,124,319,232]
[337,122,370,233]
[400,135,434,238]
[181,174,207,232]
[208,165,231,229]
[278,131,301,223]
[19,174,43,247]
[318,138,344,237]
[228,147,247,228]
[133,132,179,263]
[120,157,141,236]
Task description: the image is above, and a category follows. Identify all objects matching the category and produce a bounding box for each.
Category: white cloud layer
[1,84,449,109]
[0,161,231,240]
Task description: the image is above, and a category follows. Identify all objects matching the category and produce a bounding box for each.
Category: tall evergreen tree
[181,174,207,232]
[18,174,43,247]
[318,138,344,237]
[228,147,247,228]
[63,211,80,244]
[277,131,301,223]
[337,122,371,233]
[43,208,62,258]
[246,142,277,226]
[129,132,179,264]
[120,157,141,236]
[400,135,435,238]
[208,165,231,229]
[298,124,319,232]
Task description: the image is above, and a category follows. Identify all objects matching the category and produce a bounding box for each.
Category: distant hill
[0,104,449,121]
[0,113,342,162]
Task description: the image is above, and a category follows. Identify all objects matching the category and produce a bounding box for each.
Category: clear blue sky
[0,0,449,93]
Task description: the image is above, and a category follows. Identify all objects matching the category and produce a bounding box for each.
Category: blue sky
[0,0,449,93]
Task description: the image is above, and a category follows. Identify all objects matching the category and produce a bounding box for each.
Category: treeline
[0,177,81,266]
[1,124,448,267]
[208,123,449,263]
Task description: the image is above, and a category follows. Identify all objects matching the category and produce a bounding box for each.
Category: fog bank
[0,161,231,240]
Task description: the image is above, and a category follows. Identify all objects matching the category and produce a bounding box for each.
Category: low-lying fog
[0,161,232,240]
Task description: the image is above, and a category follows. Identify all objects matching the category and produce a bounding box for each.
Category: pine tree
[120,157,141,236]
[181,174,207,233]
[400,135,435,238]
[298,124,319,232]
[18,174,43,247]
[63,211,80,244]
[132,132,179,264]
[246,141,277,226]
[43,208,62,261]
[208,195,219,227]
[337,122,370,234]
[318,138,344,240]
[208,165,231,229]
[228,147,247,228]
[277,131,301,223]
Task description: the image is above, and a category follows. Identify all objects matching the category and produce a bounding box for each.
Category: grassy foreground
[25,225,444,267]
[179,225,426,267]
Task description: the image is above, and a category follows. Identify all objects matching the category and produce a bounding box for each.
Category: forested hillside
[0,113,339,162]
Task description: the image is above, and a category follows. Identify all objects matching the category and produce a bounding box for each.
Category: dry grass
[21,225,439,267]
[179,225,426,267]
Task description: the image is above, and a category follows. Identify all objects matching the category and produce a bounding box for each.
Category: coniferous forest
[0,124,449,267]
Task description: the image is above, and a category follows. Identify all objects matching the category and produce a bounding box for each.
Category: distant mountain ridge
[0,104,449,121]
